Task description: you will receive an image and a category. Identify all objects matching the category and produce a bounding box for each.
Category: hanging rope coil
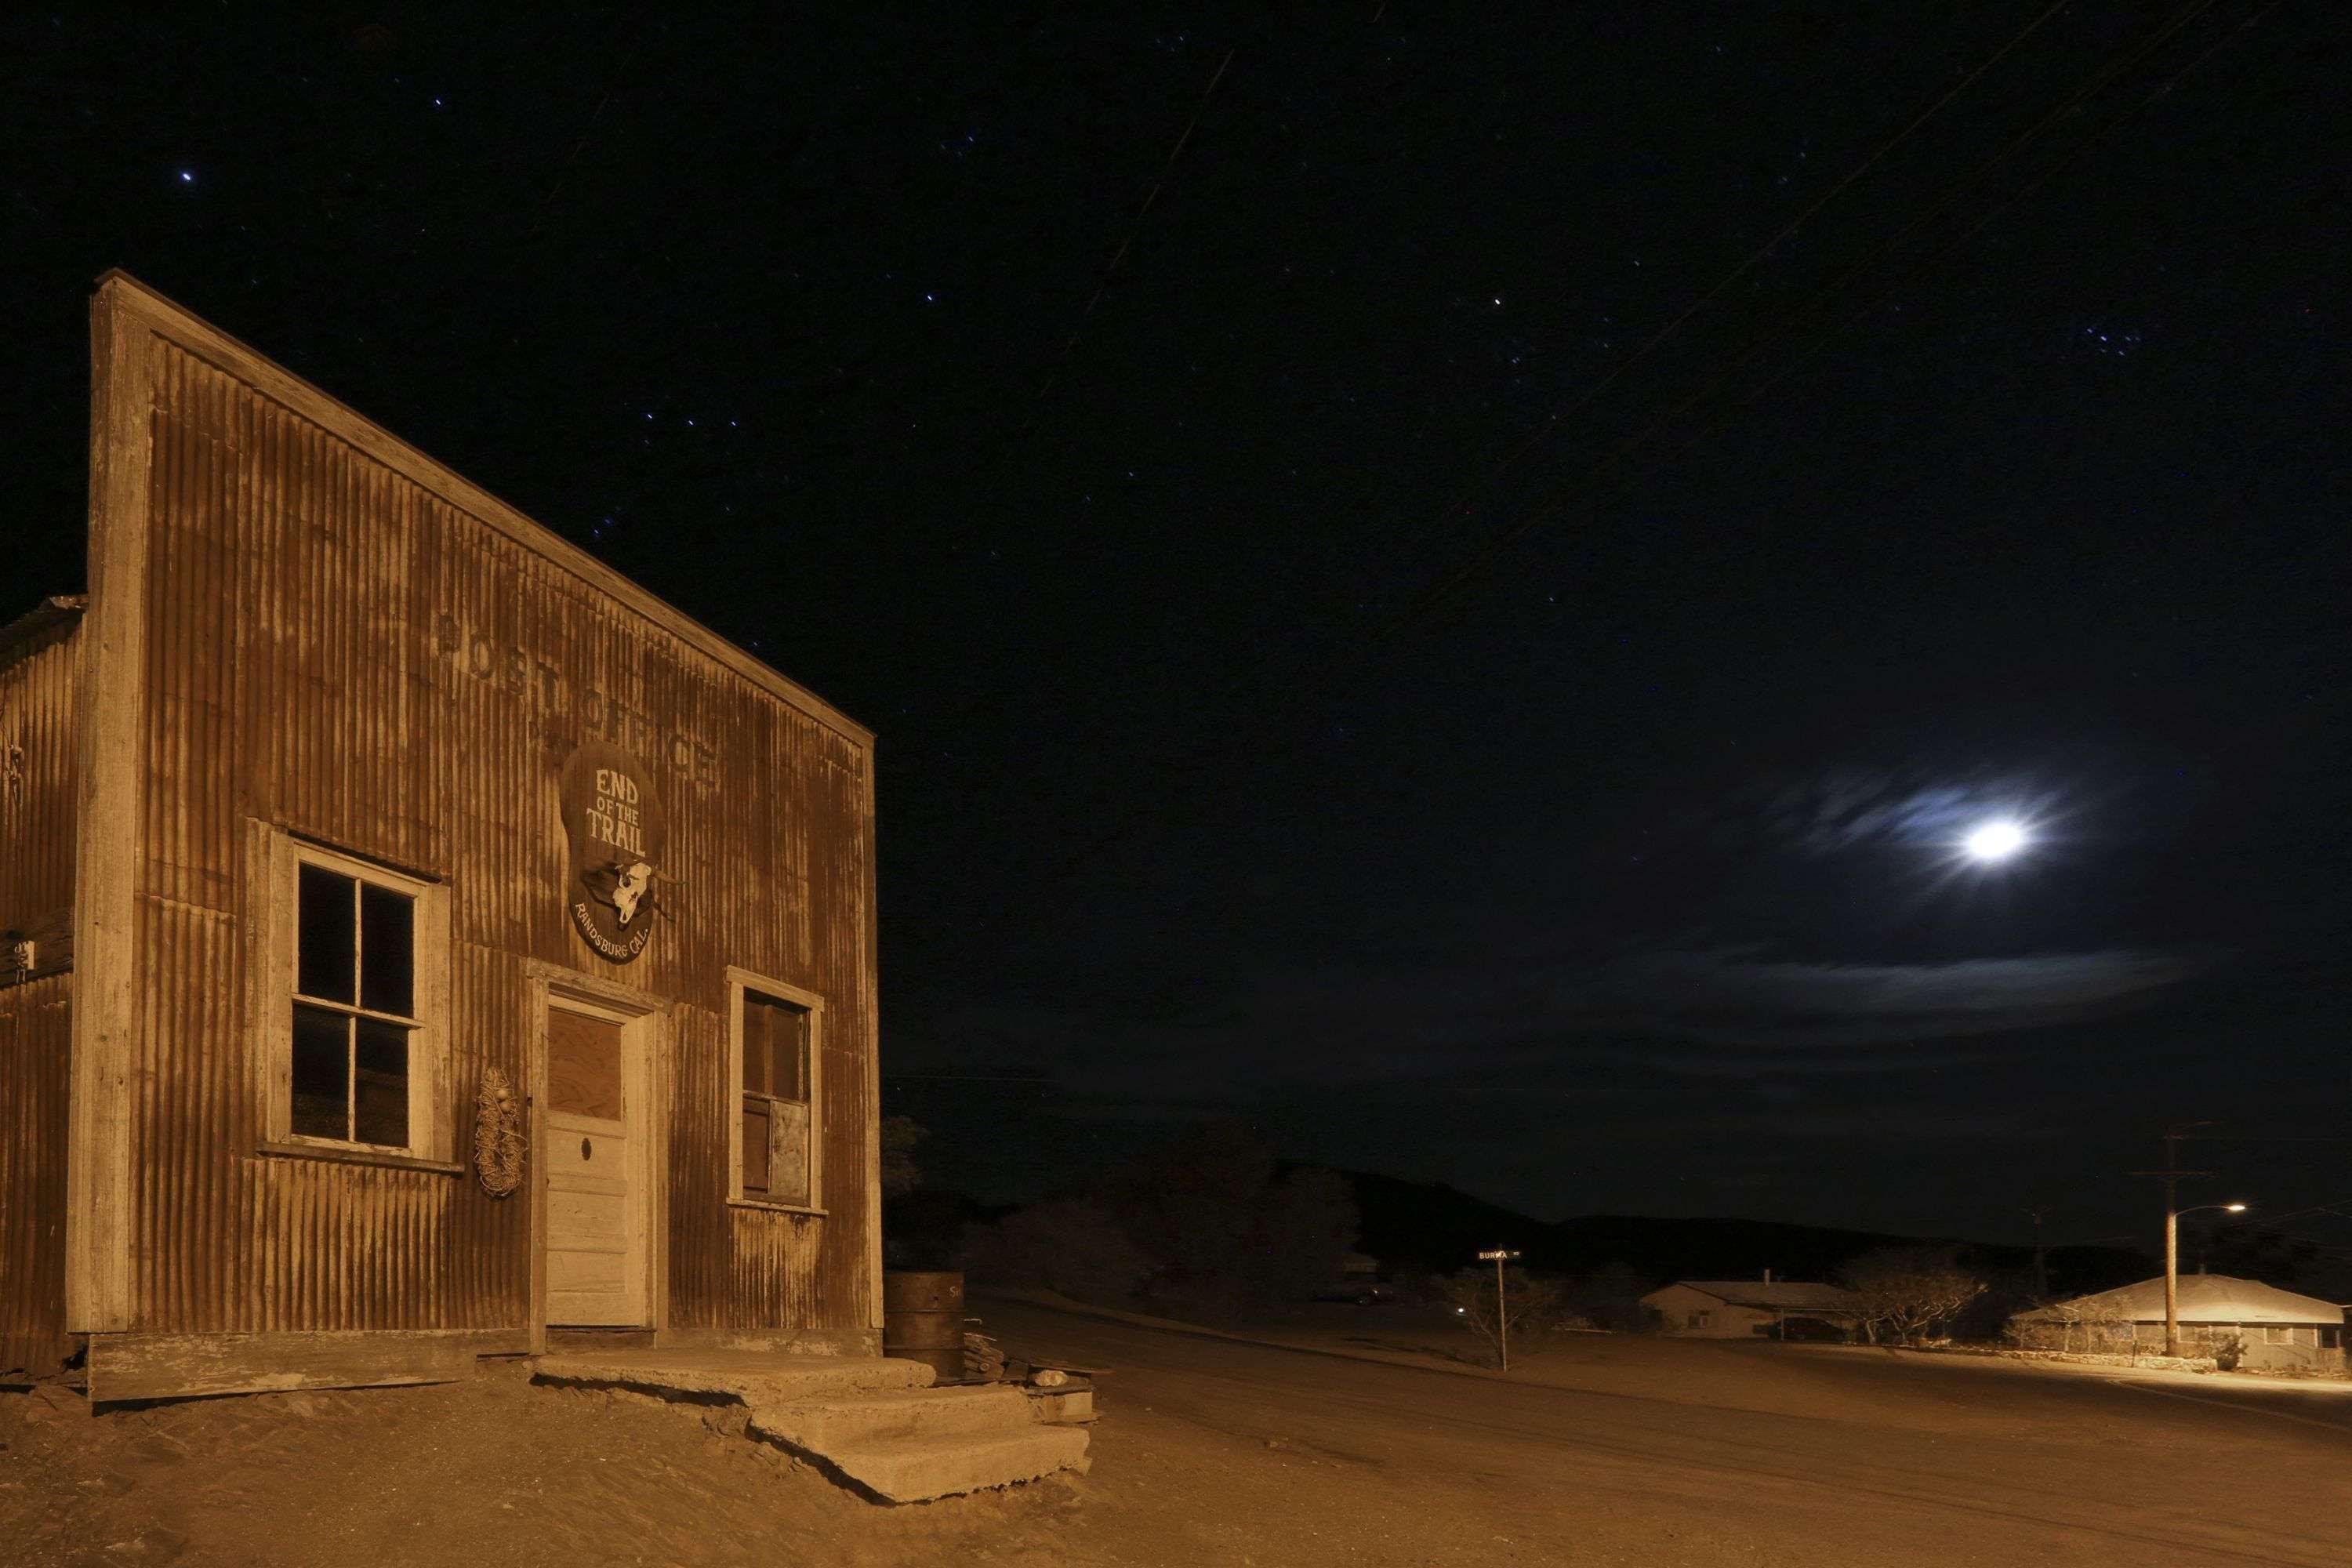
[475,1065,526,1197]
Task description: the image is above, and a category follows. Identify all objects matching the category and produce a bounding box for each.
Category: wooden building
[0,274,883,1401]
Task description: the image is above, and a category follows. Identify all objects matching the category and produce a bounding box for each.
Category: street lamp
[2164,1202,2248,1357]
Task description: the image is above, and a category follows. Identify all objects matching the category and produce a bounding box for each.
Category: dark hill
[1550,1213,1919,1283]
[1341,1169,1559,1274]
[1335,1168,2152,1296]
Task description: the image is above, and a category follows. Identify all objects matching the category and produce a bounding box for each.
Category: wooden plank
[85,1329,525,1403]
[768,1100,811,1207]
[861,753,884,1334]
[67,278,154,1334]
[546,1009,622,1117]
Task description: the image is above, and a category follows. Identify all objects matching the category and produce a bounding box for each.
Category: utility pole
[2022,1205,2049,1299]
[2130,1122,2215,1359]
[1477,1249,1521,1371]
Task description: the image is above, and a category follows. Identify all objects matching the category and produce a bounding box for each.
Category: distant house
[1641,1276,1864,1340]
[2008,1275,2346,1372]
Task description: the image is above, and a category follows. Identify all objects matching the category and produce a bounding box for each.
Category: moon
[1962,820,2028,862]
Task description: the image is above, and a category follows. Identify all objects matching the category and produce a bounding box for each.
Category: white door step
[801,1423,1093,1504]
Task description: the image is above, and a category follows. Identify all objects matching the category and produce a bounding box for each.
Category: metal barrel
[882,1271,967,1377]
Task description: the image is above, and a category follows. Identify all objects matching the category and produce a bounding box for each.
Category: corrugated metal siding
[0,617,79,1372]
[1,613,82,930]
[131,337,876,1338]
[0,976,71,1374]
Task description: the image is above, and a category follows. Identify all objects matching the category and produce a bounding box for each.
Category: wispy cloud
[1751,766,2052,855]
[922,942,2209,1099]
[1592,946,2209,1048]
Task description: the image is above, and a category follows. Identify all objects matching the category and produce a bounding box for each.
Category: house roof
[0,595,85,660]
[2012,1274,2345,1327]
[1650,1280,1865,1312]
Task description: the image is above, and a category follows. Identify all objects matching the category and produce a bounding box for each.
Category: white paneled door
[544,1004,645,1326]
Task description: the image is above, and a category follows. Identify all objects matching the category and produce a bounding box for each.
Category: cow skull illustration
[583,858,662,927]
[608,860,654,925]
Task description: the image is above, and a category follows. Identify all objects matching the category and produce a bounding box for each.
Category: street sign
[1475,1250,1525,1370]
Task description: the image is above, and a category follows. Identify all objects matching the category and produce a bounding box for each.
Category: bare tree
[1433,1266,1568,1369]
[879,1116,927,1198]
[1839,1247,1987,1345]
[1565,1261,1651,1333]
[2008,1298,2131,1355]
[1100,1123,1359,1314]
[959,1198,1157,1304]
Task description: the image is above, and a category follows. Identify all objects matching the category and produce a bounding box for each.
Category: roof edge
[0,594,88,658]
[90,271,874,749]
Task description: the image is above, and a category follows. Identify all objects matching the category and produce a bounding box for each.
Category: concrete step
[817,1423,1092,1503]
[1025,1385,1095,1425]
[546,1327,658,1352]
[753,1384,1036,1450]
[533,1350,933,1403]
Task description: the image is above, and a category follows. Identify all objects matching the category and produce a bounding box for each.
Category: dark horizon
[6,7,2345,1255]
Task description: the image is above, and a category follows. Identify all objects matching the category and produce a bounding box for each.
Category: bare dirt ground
[7,1301,2352,1566]
[1224,1295,2352,1434]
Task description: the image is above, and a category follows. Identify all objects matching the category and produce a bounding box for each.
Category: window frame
[252,825,456,1171]
[724,966,824,1215]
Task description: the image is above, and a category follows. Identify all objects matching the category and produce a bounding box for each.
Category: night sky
[6,7,2345,1251]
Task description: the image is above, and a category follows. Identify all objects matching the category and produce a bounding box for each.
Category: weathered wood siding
[90,276,879,1345]
[0,608,80,1374]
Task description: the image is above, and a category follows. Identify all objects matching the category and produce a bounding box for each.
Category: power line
[1040,0,2095,736]
[933,4,2103,761]
[1005,0,2288,902]
[1032,47,1238,407]
[1450,0,2078,505]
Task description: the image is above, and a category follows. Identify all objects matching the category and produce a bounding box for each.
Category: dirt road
[9,1305,2350,1566]
[978,1298,2352,1566]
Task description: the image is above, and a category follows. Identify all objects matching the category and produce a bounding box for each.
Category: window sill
[256,1138,464,1176]
[728,1197,827,1218]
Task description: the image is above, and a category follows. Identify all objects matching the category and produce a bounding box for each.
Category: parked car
[1314,1283,1399,1305]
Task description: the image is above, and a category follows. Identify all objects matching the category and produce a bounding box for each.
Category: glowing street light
[2161,1202,2249,1357]
[2130,1124,2252,1356]
[1962,819,2029,862]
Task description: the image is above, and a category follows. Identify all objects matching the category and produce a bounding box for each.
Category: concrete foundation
[532,1348,1089,1503]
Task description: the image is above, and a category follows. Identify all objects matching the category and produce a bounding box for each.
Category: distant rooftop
[1663,1280,1864,1312]
[2012,1274,2343,1327]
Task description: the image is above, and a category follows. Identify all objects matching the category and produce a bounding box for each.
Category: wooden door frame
[524,962,670,1351]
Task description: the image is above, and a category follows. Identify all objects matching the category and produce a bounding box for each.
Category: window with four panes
[292,859,417,1148]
